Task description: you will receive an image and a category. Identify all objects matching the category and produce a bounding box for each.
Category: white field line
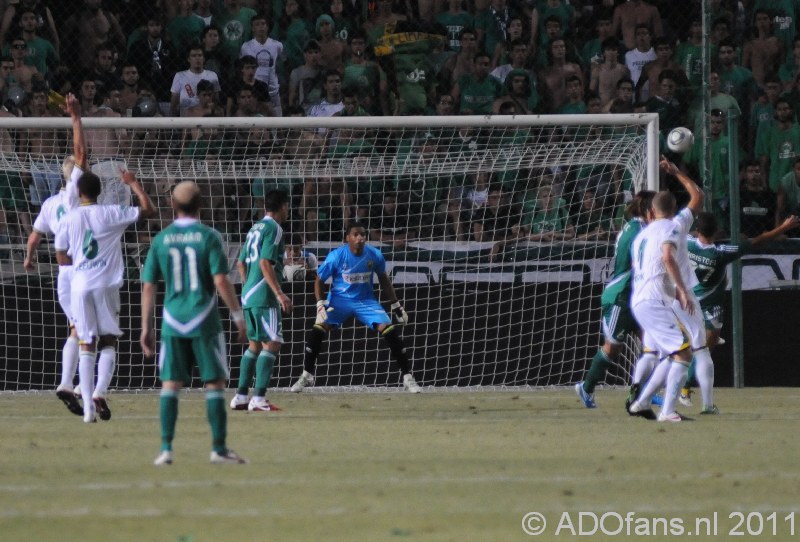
[2,470,800,494]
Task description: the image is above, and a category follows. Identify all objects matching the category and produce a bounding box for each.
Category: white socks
[662,361,689,416]
[632,352,658,385]
[636,358,669,405]
[94,347,116,398]
[60,337,79,390]
[79,351,96,422]
[693,348,715,408]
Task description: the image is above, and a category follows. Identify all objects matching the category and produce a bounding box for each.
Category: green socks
[159,389,178,452]
[583,349,612,394]
[236,349,257,396]
[254,351,276,397]
[206,389,227,454]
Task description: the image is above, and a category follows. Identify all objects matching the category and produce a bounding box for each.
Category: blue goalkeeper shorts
[325,297,391,329]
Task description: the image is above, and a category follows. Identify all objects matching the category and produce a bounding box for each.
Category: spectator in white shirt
[170,45,220,116]
[308,69,343,118]
[239,12,283,116]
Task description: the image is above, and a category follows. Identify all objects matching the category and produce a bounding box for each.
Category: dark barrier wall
[2,283,798,390]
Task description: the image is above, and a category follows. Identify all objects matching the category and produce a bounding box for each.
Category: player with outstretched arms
[141,181,248,465]
[681,211,800,407]
[229,189,292,412]
[290,221,422,393]
[575,189,655,408]
[627,190,695,422]
[23,93,85,416]
[54,143,156,423]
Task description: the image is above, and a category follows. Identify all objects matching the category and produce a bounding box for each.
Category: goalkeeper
[575,189,656,408]
[290,221,422,393]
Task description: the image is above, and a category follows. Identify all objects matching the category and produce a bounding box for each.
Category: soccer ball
[667,127,694,154]
[283,264,306,282]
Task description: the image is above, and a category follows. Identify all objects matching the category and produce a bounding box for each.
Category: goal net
[0,113,658,391]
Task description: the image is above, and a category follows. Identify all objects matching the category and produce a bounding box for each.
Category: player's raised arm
[660,155,704,215]
[120,169,157,219]
[750,215,800,246]
[63,93,88,171]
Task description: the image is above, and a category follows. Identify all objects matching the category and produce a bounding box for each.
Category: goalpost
[0,113,659,391]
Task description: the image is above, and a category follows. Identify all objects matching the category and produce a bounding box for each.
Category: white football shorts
[56,266,75,325]
[632,299,689,358]
[72,286,122,343]
[672,295,706,349]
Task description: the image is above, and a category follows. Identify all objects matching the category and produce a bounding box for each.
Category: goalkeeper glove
[391,301,408,325]
[316,300,332,325]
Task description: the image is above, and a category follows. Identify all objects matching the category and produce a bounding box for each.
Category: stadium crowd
[1,0,799,249]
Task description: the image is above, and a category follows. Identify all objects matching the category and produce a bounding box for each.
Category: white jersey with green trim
[54,203,140,291]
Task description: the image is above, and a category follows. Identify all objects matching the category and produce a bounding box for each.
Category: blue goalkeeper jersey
[318,244,386,300]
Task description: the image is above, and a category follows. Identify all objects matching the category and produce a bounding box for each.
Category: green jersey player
[575,190,655,408]
[230,190,293,412]
[141,181,248,466]
[681,211,799,397]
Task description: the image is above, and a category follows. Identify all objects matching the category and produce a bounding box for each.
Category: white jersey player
[25,164,81,411]
[55,168,154,423]
[661,161,718,414]
[628,189,695,423]
[53,96,156,423]
[23,93,87,417]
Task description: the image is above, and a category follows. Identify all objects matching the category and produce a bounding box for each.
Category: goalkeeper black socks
[304,325,327,373]
[381,325,411,375]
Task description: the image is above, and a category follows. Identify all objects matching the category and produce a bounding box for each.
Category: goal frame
[0,113,660,392]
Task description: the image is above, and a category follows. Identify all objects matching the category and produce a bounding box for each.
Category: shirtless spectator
[541,37,583,112]
[118,62,141,115]
[742,8,784,88]
[77,75,128,160]
[62,0,125,72]
[20,86,63,210]
[186,79,225,118]
[613,0,662,51]
[8,35,42,92]
[315,14,345,72]
[589,37,630,107]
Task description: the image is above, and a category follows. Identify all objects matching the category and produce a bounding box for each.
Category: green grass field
[1,388,799,542]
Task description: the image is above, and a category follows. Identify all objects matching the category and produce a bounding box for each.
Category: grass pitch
[1,388,799,541]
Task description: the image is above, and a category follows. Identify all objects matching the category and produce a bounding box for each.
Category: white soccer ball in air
[667,127,694,154]
[283,264,306,282]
